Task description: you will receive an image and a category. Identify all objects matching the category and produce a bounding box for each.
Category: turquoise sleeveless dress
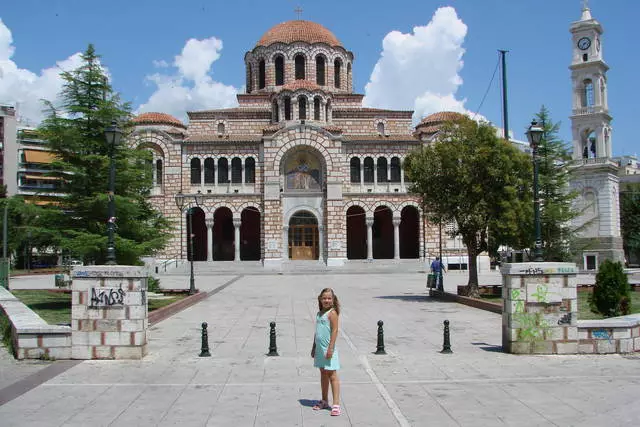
[314,308,340,370]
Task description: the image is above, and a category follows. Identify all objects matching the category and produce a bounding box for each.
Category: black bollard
[199,322,211,357]
[440,319,452,354]
[268,321,279,356]
[375,320,386,355]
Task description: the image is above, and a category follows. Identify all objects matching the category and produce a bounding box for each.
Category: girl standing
[311,288,341,416]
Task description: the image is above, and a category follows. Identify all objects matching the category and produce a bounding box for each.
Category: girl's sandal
[331,405,341,416]
[312,400,329,410]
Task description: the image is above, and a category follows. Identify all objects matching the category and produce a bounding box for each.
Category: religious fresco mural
[284,150,321,190]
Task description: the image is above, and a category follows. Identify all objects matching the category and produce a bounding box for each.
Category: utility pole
[499,50,510,142]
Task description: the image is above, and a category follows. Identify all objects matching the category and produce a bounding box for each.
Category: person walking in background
[311,288,341,416]
[431,256,446,291]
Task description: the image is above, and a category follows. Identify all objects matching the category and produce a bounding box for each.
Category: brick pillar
[71,266,148,359]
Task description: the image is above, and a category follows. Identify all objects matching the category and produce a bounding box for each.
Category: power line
[472,55,500,121]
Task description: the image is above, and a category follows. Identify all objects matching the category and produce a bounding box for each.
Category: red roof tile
[133,112,186,128]
[257,20,342,47]
[418,111,466,126]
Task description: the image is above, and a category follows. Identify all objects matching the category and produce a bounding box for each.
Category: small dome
[418,111,466,126]
[257,20,342,48]
[133,112,186,128]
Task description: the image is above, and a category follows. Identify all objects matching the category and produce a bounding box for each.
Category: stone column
[393,217,401,260]
[227,163,231,185]
[205,218,214,262]
[387,160,391,182]
[400,164,405,189]
[366,217,374,260]
[282,226,289,260]
[233,218,242,261]
[151,155,157,186]
[373,162,378,191]
[241,163,246,188]
[292,96,298,121]
[360,158,364,191]
[318,225,325,263]
[199,158,204,189]
[215,159,219,186]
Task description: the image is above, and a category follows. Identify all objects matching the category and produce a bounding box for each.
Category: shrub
[589,260,631,317]
[147,277,161,293]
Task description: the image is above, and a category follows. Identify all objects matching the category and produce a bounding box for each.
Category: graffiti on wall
[512,288,551,342]
[90,286,126,308]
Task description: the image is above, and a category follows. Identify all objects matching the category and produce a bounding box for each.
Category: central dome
[256,20,342,47]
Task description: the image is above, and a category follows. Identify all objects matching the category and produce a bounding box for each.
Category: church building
[129,3,623,271]
[130,20,460,269]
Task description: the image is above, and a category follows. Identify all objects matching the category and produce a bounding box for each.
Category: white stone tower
[569,1,624,269]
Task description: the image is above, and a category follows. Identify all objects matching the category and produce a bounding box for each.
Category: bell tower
[569,0,611,159]
[569,1,624,269]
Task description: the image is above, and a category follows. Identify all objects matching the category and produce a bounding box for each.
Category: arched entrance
[213,207,234,261]
[400,206,420,259]
[240,207,261,261]
[346,206,366,259]
[373,206,393,259]
[186,207,207,261]
[288,211,319,260]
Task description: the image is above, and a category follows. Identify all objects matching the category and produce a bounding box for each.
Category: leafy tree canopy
[621,183,640,265]
[404,115,532,296]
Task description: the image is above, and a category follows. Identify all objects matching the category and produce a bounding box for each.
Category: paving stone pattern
[0,273,639,426]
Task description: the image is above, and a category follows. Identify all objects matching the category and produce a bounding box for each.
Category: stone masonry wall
[71,266,148,360]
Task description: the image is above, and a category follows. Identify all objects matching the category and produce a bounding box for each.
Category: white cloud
[363,7,478,124]
[0,18,82,126]
[152,59,169,68]
[137,36,239,118]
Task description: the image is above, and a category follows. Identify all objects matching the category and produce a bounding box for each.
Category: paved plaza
[1,270,640,426]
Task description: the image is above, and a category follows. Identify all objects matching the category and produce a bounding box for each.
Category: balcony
[572,106,607,116]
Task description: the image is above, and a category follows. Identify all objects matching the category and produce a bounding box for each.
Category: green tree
[404,116,532,297]
[38,44,171,265]
[589,259,631,317]
[535,106,581,261]
[621,183,640,265]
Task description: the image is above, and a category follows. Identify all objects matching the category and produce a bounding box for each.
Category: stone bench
[0,287,71,359]
[577,315,640,354]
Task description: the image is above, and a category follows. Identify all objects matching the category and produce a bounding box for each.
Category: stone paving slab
[1,272,640,426]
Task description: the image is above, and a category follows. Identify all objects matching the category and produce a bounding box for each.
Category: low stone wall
[577,315,640,354]
[0,287,71,360]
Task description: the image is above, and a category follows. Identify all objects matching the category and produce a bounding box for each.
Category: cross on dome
[294,6,303,19]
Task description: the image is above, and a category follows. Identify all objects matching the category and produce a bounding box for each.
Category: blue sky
[0,0,637,156]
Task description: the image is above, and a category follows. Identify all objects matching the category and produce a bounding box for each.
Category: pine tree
[535,106,580,261]
[38,45,171,265]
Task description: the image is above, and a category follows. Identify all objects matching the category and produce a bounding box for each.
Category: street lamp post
[526,121,545,262]
[175,191,204,295]
[104,121,123,265]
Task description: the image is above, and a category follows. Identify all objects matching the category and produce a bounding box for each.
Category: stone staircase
[158,259,427,276]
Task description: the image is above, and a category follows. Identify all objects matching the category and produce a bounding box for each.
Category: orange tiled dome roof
[418,111,466,126]
[257,20,342,47]
[133,112,186,128]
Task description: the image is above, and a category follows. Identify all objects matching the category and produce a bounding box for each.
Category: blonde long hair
[317,288,340,315]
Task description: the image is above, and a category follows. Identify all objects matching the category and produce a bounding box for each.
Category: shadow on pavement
[471,342,503,352]
[375,294,454,303]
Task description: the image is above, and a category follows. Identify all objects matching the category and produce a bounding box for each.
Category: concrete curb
[432,290,502,314]
[148,291,208,326]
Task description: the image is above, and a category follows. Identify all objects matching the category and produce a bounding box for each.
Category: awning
[23,174,61,181]
[23,150,55,164]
